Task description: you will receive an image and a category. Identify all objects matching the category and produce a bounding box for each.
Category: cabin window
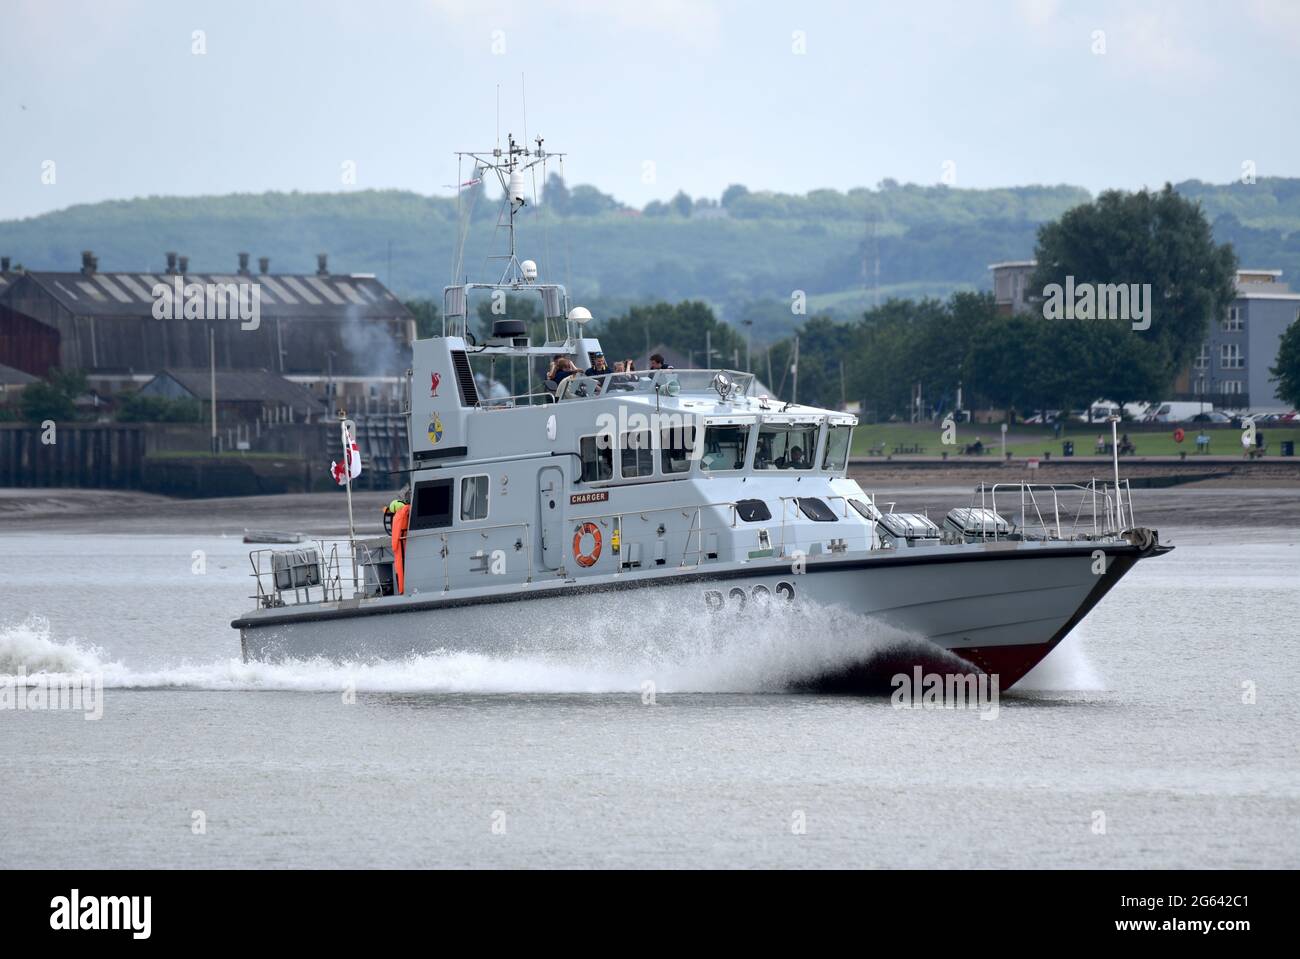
[700,425,750,472]
[755,423,818,470]
[735,499,772,522]
[660,424,698,474]
[410,478,454,530]
[620,430,654,478]
[822,425,852,471]
[579,435,614,482]
[796,497,837,522]
[849,498,880,522]
[460,474,489,521]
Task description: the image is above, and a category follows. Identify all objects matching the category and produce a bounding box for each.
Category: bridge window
[700,425,750,472]
[822,425,852,471]
[755,423,818,470]
[660,424,698,474]
[580,435,613,482]
[620,430,654,478]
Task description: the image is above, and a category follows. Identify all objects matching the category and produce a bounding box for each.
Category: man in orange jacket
[388,499,411,594]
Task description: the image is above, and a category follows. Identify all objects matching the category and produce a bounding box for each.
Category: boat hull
[234,539,1165,690]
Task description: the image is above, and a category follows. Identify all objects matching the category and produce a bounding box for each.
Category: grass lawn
[849,423,1300,458]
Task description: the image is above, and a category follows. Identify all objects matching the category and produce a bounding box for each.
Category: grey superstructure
[231,135,1169,690]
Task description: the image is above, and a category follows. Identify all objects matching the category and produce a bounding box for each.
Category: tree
[405,298,441,340]
[670,191,693,217]
[1030,184,1238,395]
[116,393,202,423]
[567,184,621,217]
[19,369,86,424]
[720,184,749,209]
[592,300,744,367]
[544,172,571,216]
[1271,316,1300,409]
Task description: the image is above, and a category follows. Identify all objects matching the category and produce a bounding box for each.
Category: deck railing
[970,480,1135,542]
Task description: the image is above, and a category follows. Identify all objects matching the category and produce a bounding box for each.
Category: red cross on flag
[330,421,363,486]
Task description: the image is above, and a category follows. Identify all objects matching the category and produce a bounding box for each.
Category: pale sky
[2,0,1298,220]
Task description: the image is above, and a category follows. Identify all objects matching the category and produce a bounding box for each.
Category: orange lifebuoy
[572,522,602,567]
[1174,427,1186,443]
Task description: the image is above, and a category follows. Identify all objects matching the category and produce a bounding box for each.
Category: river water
[1,487,1297,868]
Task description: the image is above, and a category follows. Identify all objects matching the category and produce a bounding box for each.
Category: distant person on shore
[1095,433,1106,454]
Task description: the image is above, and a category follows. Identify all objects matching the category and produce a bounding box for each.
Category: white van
[1144,401,1213,424]
[1083,399,1150,423]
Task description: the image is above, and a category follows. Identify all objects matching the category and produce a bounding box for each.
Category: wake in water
[0,599,1101,696]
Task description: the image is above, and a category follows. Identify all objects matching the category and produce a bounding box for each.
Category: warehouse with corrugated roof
[0,251,414,415]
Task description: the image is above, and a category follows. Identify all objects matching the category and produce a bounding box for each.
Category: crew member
[390,498,411,594]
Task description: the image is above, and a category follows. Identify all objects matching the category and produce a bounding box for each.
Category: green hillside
[3,177,1300,342]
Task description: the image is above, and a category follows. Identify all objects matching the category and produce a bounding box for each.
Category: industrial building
[0,251,415,415]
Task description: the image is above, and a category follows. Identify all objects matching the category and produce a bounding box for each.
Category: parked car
[1190,411,1232,424]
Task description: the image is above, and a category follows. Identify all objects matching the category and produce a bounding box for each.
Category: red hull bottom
[952,642,1055,690]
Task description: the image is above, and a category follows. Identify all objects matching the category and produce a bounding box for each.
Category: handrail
[407,521,535,592]
[567,499,743,523]
[476,389,555,408]
[555,368,756,402]
[972,481,1129,542]
[566,500,743,571]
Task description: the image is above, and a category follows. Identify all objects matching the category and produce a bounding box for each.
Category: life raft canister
[572,522,602,567]
[1174,427,1186,444]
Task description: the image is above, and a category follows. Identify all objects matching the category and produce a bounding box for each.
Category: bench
[867,442,887,456]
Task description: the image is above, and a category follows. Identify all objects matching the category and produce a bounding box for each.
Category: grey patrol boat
[232,134,1170,690]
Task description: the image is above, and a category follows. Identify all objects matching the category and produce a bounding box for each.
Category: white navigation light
[520,259,538,282]
[568,306,592,326]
